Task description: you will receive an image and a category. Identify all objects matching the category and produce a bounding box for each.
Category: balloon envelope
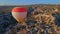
[12,7,27,23]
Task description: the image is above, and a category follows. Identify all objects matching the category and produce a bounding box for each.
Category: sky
[0,0,60,5]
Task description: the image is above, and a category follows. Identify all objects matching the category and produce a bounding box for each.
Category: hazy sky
[0,0,60,5]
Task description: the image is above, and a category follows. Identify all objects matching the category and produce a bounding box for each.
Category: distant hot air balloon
[12,7,27,24]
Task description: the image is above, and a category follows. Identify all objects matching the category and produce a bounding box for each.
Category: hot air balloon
[11,7,27,24]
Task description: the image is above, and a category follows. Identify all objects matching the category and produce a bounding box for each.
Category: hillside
[0,4,60,34]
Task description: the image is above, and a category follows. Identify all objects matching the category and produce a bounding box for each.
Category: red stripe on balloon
[12,7,27,12]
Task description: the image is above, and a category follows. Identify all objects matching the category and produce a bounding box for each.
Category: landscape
[0,4,60,34]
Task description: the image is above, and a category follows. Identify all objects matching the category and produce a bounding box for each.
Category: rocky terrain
[0,4,60,34]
